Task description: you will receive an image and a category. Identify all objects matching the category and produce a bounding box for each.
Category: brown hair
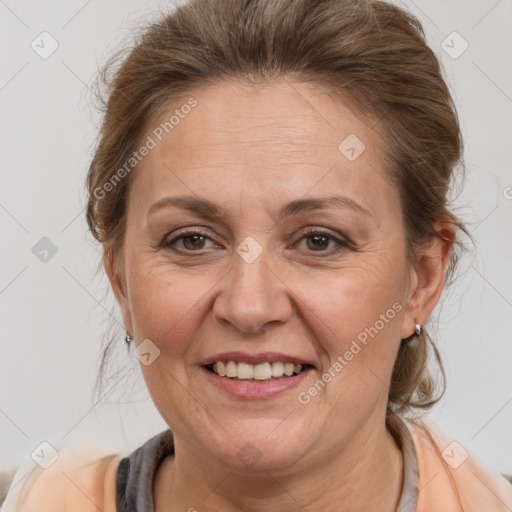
[85,0,474,421]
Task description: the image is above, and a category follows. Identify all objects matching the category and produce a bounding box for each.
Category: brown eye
[305,233,331,251]
[297,229,350,254]
[161,227,350,256]
[162,229,217,252]
[181,233,208,250]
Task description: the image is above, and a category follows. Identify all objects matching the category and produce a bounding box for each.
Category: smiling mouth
[204,361,314,381]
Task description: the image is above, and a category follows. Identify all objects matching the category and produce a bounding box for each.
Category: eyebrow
[147,194,373,221]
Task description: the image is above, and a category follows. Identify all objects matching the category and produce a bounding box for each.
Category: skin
[105,80,454,511]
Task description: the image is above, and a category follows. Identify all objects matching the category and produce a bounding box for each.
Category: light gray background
[1,0,511,477]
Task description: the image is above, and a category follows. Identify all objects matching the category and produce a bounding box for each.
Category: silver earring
[125,333,132,344]
[402,323,423,346]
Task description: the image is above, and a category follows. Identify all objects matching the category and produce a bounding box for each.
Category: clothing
[2,416,512,511]
[115,428,175,511]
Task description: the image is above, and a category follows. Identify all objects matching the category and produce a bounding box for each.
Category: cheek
[127,258,219,355]
[292,275,404,420]
[297,257,404,335]
[291,260,405,399]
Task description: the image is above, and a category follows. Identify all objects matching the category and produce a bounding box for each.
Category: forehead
[129,80,399,223]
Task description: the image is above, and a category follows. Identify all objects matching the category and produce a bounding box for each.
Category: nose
[212,247,293,334]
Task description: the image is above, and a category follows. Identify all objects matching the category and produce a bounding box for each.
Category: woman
[2,0,511,510]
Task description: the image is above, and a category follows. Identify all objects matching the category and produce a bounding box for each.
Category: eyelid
[299,226,346,240]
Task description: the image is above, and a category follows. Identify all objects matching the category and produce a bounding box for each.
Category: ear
[401,217,455,339]
[103,249,134,337]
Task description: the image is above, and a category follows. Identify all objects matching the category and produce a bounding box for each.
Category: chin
[201,418,317,472]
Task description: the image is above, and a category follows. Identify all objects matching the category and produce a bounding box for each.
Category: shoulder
[1,444,123,512]
[403,417,512,512]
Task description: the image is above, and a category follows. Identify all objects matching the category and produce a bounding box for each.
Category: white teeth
[237,362,254,379]
[284,363,294,376]
[253,362,272,380]
[216,361,226,377]
[210,360,308,380]
[271,361,284,377]
[225,361,237,378]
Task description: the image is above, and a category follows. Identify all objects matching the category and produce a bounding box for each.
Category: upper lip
[201,351,315,368]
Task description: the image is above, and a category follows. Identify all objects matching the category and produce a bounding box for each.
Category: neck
[154,416,404,512]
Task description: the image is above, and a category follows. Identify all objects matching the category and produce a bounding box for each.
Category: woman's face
[108,81,435,471]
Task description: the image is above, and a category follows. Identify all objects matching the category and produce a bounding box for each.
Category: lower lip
[200,366,313,399]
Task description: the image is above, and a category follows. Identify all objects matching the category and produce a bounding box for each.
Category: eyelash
[161,227,351,256]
